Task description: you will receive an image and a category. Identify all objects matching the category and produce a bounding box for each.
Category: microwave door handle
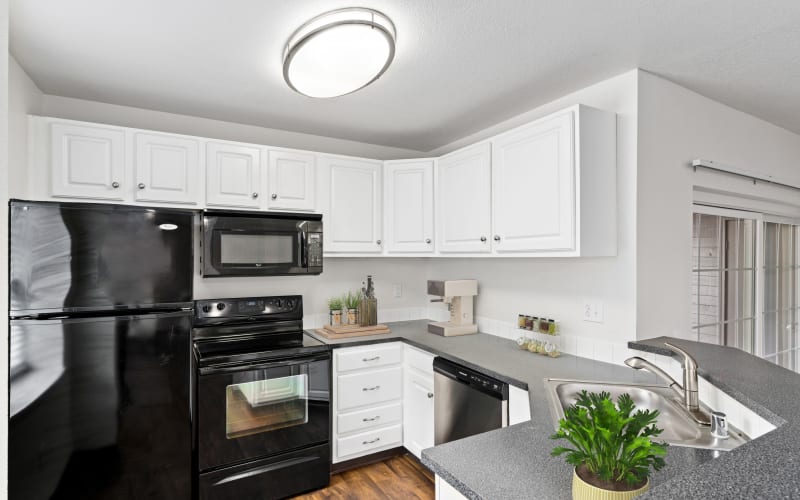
[300,230,308,268]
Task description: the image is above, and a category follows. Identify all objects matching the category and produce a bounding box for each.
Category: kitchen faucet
[625,342,711,426]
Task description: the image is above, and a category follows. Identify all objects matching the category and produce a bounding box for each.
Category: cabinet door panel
[385,160,434,253]
[437,143,491,253]
[403,369,434,458]
[322,157,382,253]
[267,150,316,211]
[134,133,199,204]
[50,122,126,200]
[206,142,261,208]
[492,112,575,252]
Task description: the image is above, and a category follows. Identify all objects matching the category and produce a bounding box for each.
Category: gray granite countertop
[307,322,800,499]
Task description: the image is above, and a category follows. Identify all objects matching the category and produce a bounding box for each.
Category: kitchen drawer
[337,366,402,411]
[338,402,402,435]
[336,342,402,373]
[405,344,435,376]
[337,424,402,459]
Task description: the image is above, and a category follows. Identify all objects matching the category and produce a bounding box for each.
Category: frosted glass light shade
[283,8,396,98]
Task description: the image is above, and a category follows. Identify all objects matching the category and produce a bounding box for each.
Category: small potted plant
[551,390,667,500]
[327,296,343,327]
[344,291,361,325]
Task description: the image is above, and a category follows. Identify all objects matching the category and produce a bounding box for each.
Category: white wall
[39,94,425,161]
[2,0,12,496]
[8,56,43,196]
[194,256,433,329]
[636,70,800,342]
[428,70,639,345]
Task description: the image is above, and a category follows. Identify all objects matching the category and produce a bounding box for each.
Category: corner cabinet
[436,143,493,253]
[490,105,616,256]
[384,159,435,253]
[266,149,316,211]
[205,142,262,209]
[320,155,383,253]
[49,121,127,200]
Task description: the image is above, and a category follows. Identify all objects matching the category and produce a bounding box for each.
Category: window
[762,222,800,370]
[691,208,800,373]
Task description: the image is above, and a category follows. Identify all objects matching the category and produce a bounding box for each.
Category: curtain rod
[691,159,800,192]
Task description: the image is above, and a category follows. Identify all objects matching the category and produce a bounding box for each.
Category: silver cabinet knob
[271,193,277,200]
[252,192,259,198]
[111,181,120,189]
[138,183,146,190]
[480,236,487,242]
[494,235,501,242]
[376,240,382,245]
[427,392,434,399]
[425,238,432,244]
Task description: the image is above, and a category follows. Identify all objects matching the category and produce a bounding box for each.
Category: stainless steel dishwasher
[433,357,509,445]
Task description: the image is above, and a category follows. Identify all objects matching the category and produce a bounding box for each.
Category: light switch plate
[583,299,604,323]
[392,283,402,298]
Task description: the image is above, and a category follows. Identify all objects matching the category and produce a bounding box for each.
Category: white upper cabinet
[491,111,575,252]
[384,159,435,253]
[50,121,126,200]
[134,132,200,204]
[321,156,382,253]
[205,142,262,209]
[490,105,616,256]
[267,149,316,211]
[436,143,492,253]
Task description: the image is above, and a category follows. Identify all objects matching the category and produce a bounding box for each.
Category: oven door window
[219,233,295,266]
[226,369,308,439]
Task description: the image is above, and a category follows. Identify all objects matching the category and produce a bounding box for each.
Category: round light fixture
[283,8,396,98]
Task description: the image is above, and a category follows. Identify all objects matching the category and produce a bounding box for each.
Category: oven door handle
[198,352,329,376]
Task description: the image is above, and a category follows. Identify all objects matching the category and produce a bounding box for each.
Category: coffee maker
[427,279,478,336]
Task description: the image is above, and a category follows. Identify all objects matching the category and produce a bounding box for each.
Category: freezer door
[10,201,194,315]
[8,311,192,500]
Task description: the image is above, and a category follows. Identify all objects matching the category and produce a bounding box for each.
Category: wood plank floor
[292,454,434,499]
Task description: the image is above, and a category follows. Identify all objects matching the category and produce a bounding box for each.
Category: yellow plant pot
[572,469,649,500]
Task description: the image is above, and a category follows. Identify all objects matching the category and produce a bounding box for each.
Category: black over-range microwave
[202,210,322,277]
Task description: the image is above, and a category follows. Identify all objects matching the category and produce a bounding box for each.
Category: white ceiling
[10,0,800,152]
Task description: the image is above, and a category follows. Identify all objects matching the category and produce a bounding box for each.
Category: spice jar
[518,314,527,329]
[524,316,534,330]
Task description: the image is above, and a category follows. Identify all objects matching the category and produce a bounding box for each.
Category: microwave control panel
[308,233,322,267]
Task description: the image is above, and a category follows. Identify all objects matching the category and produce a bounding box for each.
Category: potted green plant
[550,391,667,500]
[327,296,343,327]
[344,291,361,325]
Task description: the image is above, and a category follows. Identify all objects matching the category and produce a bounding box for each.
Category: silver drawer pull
[362,385,381,391]
[362,437,380,445]
[362,416,380,422]
[362,356,380,362]
[427,392,434,398]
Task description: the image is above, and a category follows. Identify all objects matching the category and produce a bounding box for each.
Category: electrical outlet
[392,283,402,298]
[583,299,604,323]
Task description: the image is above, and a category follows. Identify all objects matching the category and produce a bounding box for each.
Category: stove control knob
[216,303,226,311]
[201,305,211,313]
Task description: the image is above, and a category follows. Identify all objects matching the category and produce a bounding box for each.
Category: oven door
[197,351,330,471]
[203,213,320,277]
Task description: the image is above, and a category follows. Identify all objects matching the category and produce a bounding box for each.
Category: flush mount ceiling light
[283,8,396,98]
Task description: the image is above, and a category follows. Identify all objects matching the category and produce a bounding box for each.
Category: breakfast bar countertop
[306,322,800,499]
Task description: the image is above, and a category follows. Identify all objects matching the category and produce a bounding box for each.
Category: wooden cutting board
[315,324,392,339]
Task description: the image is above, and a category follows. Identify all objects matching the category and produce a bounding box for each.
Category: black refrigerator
[8,200,194,500]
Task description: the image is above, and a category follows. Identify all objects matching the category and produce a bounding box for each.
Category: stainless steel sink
[545,379,749,452]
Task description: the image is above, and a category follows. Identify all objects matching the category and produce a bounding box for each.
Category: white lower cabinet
[403,344,436,458]
[332,343,403,463]
[509,385,532,424]
[436,475,468,500]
